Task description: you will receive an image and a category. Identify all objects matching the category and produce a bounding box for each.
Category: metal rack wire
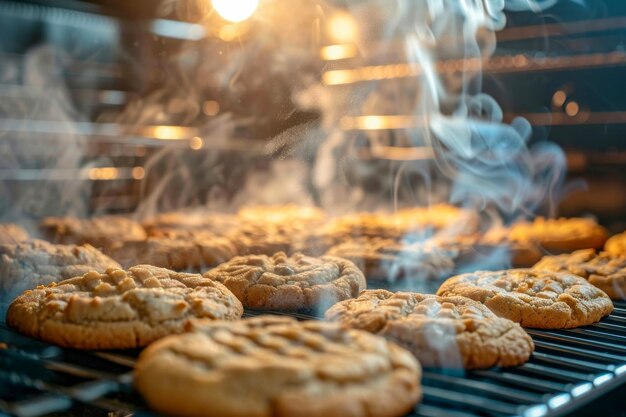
[2,299,626,417]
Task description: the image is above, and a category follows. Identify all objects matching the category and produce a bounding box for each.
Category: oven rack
[2,300,626,417]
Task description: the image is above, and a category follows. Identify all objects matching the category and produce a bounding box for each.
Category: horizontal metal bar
[10,395,72,417]
[422,371,543,403]
[527,330,626,354]
[414,403,484,417]
[515,363,597,383]
[602,315,626,324]
[471,370,569,393]
[92,352,136,368]
[533,340,626,363]
[421,385,522,415]
[588,322,626,334]
[610,307,626,316]
[565,328,626,344]
[530,352,614,373]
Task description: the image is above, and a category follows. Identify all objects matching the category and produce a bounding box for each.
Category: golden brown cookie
[395,204,479,235]
[481,226,543,267]
[534,249,626,300]
[325,290,534,369]
[0,224,30,244]
[237,204,326,226]
[605,232,626,257]
[325,237,455,282]
[143,210,240,237]
[134,316,421,417]
[40,216,147,250]
[105,235,236,272]
[203,252,366,312]
[6,265,243,349]
[0,239,121,313]
[509,217,608,253]
[436,269,613,328]
[324,213,404,240]
[227,222,310,256]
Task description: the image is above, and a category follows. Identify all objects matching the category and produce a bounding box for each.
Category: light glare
[212,0,259,23]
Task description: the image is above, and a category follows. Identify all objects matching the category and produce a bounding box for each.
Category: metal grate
[2,300,626,417]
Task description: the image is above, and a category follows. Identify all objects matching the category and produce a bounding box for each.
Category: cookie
[481,226,543,267]
[509,217,608,253]
[203,252,366,312]
[0,224,30,244]
[40,216,147,250]
[395,204,479,235]
[324,213,404,240]
[106,235,236,272]
[605,232,626,257]
[534,249,626,300]
[6,265,243,349]
[143,210,240,237]
[325,237,455,282]
[237,204,326,226]
[436,269,613,328]
[325,290,534,369]
[227,222,309,256]
[0,239,121,313]
[134,316,421,417]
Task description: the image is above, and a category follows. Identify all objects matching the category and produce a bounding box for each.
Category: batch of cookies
[1,204,626,417]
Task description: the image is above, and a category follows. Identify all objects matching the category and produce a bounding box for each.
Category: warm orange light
[88,167,119,180]
[565,101,580,116]
[212,0,258,23]
[132,167,145,180]
[320,44,357,61]
[218,24,240,41]
[327,12,359,43]
[190,136,204,150]
[149,126,194,140]
[340,115,418,131]
[203,100,220,116]
[552,90,567,107]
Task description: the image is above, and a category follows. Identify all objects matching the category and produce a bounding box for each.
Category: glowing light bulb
[212,0,258,23]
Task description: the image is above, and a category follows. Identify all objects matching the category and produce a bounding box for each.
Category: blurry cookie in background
[481,226,543,267]
[143,210,240,237]
[509,217,608,253]
[605,231,626,257]
[534,249,626,300]
[40,216,147,250]
[325,290,534,369]
[6,265,243,349]
[437,269,613,328]
[0,223,30,244]
[395,204,480,236]
[0,239,120,314]
[203,251,365,312]
[106,235,236,272]
[227,222,309,256]
[325,237,455,285]
[134,316,421,417]
[237,204,326,226]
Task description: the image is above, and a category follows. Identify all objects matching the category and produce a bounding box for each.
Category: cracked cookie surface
[0,239,121,313]
[325,289,533,369]
[534,249,626,300]
[325,237,455,282]
[203,252,365,312]
[40,216,147,250]
[134,316,421,417]
[436,269,613,328]
[106,235,236,272]
[509,217,608,253]
[7,265,243,349]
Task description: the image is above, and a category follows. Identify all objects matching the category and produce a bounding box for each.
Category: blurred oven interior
[1,0,626,416]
